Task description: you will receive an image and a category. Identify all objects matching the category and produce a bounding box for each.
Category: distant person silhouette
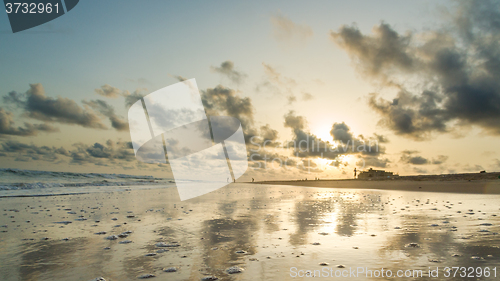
[354,168,357,179]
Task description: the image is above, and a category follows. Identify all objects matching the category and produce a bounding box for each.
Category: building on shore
[358,168,395,179]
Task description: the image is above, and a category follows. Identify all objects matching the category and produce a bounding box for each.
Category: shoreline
[249,179,500,194]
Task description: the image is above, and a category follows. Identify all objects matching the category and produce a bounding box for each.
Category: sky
[1,0,499,180]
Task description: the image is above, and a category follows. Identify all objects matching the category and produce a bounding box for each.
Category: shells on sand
[337,265,346,268]
[155,242,180,248]
[105,235,118,240]
[235,250,247,254]
[319,262,329,266]
[405,243,420,248]
[226,266,244,274]
[163,267,177,272]
[201,276,218,281]
[137,274,156,279]
[88,278,106,281]
[95,231,107,235]
[119,240,132,244]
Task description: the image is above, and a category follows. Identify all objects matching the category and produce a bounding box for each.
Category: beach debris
[117,232,129,238]
[105,235,118,240]
[111,218,118,221]
[235,250,247,254]
[88,278,106,281]
[312,242,321,245]
[471,256,484,260]
[337,265,346,268]
[319,262,329,266]
[137,274,156,279]
[478,229,490,232]
[430,224,439,227]
[41,237,49,240]
[428,259,440,263]
[126,215,136,218]
[55,221,72,225]
[405,243,420,248]
[62,238,69,241]
[155,242,180,248]
[163,267,177,272]
[119,240,132,244]
[480,223,493,226]
[201,276,218,281]
[145,253,157,256]
[318,232,329,235]
[353,247,359,249]
[394,226,401,229]
[95,231,107,235]
[451,254,461,257]
[103,247,111,250]
[156,249,169,253]
[226,266,244,274]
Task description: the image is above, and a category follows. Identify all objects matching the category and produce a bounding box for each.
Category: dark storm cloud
[0,108,59,137]
[4,84,107,129]
[210,61,247,84]
[82,99,129,131]
[95,84,122,98]
[330,0,500,139]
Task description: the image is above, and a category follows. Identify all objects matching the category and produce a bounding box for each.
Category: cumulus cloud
[123,89,146,108]
[330,0,500,139]
[0,108,59,137]
[283,111,385,160]
[4,84,107,129]
[95,84,122,98]
[82,99,129,131]
[210,61,247,84]
[400,150,428,165]
[0,140,69,162]
[201,85,254,130]
[270,13,313,46]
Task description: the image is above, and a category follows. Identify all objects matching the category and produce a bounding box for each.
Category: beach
[1,181,500,280]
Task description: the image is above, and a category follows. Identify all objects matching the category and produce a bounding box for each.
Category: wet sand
[252,179,500,194]
[1,183,500,280]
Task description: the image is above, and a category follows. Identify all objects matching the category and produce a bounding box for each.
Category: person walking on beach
[354,168,357,179]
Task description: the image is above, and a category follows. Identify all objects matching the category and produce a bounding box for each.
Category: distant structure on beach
[358,168,395,179]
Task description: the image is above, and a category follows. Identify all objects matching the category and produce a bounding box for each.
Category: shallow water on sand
[0,183,499,280]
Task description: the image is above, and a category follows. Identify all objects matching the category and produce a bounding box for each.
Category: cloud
[4,84,107,129]
[0,107,59,137]
[356,156,390,168]
[210,61,247,84]
[330,122,354,143]
[330,0,500,139]
[169,74,187,82]
[283,111,385,160]
[0,140,69,162]
[123,89,146,108]
[302,92,314,101]
[95,84,122,98]
[400,150,428,165]
[201,85,254,130]
[82,99,129,131]
[432,155,448,165]
[270,13,313,46]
